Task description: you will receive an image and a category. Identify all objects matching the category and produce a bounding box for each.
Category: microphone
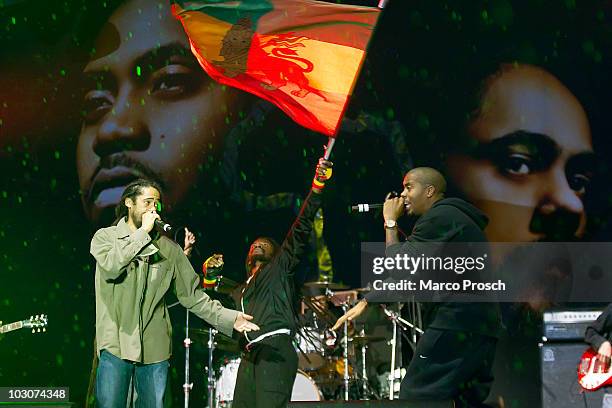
[350,191,401,213]
[154,218,173,233]
[349,203,383,213]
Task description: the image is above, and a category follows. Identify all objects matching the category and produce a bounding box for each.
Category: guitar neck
[0,321,24,334]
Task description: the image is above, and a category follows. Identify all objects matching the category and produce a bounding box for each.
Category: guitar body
[578,348,612,391]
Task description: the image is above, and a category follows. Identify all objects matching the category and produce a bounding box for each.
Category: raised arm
[274,158,332,274]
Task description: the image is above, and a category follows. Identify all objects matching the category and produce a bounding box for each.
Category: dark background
[1,1,612,406]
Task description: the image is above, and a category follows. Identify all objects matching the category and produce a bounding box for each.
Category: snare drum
[215,358,321,405]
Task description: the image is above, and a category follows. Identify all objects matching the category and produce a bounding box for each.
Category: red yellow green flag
[172,0,381,136]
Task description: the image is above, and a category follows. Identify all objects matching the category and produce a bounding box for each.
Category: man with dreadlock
[90,178,260,408]
[221,157,333,408]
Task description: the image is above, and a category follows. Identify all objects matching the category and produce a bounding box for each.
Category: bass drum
[215,358,241,406]
[215,359,321,405]
[291,369,323,401]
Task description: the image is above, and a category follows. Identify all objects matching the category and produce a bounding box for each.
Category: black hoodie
[385,197,501,337]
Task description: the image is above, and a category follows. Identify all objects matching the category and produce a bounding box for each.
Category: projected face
[447,64,595,242]
[76,0,247,226]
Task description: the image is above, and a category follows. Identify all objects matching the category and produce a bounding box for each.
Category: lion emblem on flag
[214,17,327,101]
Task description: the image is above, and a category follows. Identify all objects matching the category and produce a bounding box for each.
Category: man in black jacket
[230,157,332,408]
[334,167,500,407]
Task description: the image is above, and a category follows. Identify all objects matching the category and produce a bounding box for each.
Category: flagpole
[323,137,336,160]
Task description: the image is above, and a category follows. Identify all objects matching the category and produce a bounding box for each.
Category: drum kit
[181,277,423,407]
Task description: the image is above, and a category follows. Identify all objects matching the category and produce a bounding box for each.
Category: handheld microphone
[349,203,383,213]
[154,218,173,233]
[350,192,400,214]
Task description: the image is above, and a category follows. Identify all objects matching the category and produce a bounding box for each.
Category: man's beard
[130,211,143,229]
[248,253,272,266]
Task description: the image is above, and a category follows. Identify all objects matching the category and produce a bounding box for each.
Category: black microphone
[349,203,383,213]
[154,218,173,233]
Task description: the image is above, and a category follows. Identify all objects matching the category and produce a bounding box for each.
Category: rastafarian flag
[172,0,381,136]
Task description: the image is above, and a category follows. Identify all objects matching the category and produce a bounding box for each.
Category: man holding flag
[230,157,332,408]
[173,2,382,405]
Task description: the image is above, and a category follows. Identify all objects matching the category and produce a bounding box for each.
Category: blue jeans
[96,350,169,408]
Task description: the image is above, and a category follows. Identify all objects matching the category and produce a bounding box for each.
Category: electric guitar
[0,314,48,335]
[578,347,612,390]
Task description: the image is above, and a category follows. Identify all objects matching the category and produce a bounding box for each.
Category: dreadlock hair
[244,236,280,278]
[113,179,163,225]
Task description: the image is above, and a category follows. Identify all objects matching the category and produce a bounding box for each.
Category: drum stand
[381,303,423,400]
[183,310,193,408]
[206,328,218,408]
[355,328,380,400]
[342,303,350,401]
[361,338,368,399]
[324,287,351,401]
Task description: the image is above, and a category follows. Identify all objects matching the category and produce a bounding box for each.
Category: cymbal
[190,328,240,352]
[354,287,371,293]
[303,281,349,290]
[351,335,386,345]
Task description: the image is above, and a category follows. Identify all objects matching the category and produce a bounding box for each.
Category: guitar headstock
[23,314,48,333]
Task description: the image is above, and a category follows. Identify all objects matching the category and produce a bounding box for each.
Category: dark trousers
[232,335,298,408]
[400,329,497,408]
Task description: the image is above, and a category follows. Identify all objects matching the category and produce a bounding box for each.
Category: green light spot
[386,108,395,120]
[417,113,430,130]
[595,52,603,63]
[54,151,60,159]
[513,359,524,371]
[60,69,66,76]
[56,354,64,367]
[136,65,141,76]
[11,17,16,25]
